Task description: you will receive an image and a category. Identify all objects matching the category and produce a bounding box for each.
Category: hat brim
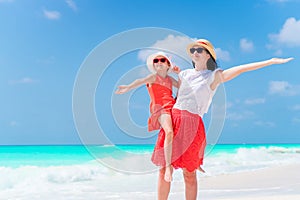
[146,52,174,74]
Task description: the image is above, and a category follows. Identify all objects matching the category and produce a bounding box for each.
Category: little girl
[115,51,180,182]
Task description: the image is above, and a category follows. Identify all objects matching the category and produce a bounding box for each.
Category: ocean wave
[204,145,300,176]
[0,163,157,200]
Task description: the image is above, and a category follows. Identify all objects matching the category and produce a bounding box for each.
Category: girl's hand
[173,66,181,74]
[115,85,130,94]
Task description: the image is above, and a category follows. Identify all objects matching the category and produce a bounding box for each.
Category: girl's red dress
[146,75,175,131]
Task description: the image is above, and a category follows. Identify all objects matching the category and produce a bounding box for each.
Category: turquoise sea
[1,143,299,167]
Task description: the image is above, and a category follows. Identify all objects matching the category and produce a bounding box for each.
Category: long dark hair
[192,49,218,71]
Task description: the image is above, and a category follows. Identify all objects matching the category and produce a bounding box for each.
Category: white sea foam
[203,146,300,176]
[0,163,158,200]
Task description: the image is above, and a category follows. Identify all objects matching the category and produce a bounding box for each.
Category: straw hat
[187,39,217,60]
[146,51,174,74]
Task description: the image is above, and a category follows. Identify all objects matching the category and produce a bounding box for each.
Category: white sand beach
[1,163,299,200]
[185,164,300,200]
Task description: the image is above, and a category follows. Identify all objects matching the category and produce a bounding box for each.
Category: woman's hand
[270,57,294,64]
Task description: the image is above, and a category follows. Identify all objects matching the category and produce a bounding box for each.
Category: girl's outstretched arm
[115,74,156,94]
[211,57,293,90]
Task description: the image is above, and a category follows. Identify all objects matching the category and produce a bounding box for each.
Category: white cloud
[138,35,231,68]
[9,121,17,127]
[290,104,300,111]
[36,56,55,65]
[215,48,231,62]
[254,120,275,127]
[226,111,255,121]
[226,112,244,121]
[267,0,300,3]
[138,35,193,63]
[240,38,254,52]
[267,0,291,3]
[0,0,14,3]
[0,0,15,3]
[9,77,37,85]
[292,117,300,124]
[274,49,283,56]
[226,102,233,109]
[66,0,77,11]
[269,17,300,47]
[43,9,61,20]
[269,81,300,96]
[244,98,266,105]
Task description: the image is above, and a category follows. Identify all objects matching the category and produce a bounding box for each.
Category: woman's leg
[158,167,171,200]
[183,169,197,200]
[158,113,174,182]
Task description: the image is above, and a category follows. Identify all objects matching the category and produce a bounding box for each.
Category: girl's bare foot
[198,166,205,173]
[164,166,173,182]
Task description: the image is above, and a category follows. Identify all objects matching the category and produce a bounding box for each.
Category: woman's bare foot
[198,166,205,173]
[164,166,173,182]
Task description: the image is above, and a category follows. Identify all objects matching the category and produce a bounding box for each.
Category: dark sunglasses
[153,58,167,63]
[190,47,205,54]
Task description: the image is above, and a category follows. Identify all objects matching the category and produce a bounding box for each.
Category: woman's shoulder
[182,68,194,73]
[212,68,223,76]
[208,68,223,76]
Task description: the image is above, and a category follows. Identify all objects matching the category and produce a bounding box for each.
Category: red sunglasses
[153,58,168,63]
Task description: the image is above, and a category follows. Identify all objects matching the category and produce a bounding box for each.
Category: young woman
[151,39,293,200]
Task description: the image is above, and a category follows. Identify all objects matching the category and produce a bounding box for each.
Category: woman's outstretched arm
[211,57,293,90]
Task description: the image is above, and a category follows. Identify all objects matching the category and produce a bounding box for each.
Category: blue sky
[1,0,300,145]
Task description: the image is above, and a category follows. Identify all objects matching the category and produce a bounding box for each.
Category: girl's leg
[183,169,197,200]
[158,113,174,182]
[157,167,171,200]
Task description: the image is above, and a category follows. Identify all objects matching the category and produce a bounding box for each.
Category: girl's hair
[192,49,218,71]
